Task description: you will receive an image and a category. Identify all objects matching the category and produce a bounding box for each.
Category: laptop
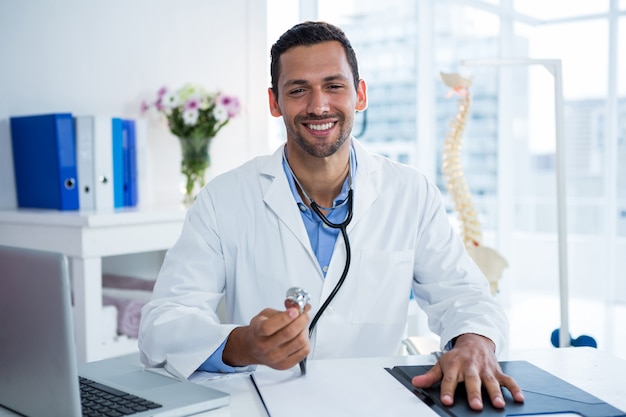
[0,245,229,417]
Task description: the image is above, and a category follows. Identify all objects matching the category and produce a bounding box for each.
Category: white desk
[192,347,626,417]
[0,207,186,362]
[0,347,624,416]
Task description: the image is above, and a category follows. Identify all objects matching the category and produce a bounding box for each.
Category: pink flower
[140,100,149,115]
[185,98,201,111]
[217,95,240,118]
[142,84,241,138]
[157,86,168,98]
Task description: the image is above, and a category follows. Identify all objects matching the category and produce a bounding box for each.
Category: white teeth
[307,122,334,131]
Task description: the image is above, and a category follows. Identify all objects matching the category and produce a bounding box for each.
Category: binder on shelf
[74,116,95,210]
[122,119,138,207]
[10,113,80,211]
[111,117,124,208]
[135,119,148,207]
[74,115,114,211]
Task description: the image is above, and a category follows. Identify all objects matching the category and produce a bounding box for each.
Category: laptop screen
[0,245,82,416]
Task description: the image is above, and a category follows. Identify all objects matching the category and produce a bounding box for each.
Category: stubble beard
[288,113,353,158]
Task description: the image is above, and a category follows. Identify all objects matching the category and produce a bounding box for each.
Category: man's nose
[306,89,330,115]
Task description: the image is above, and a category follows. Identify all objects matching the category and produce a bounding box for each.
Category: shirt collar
[282,142,357,209]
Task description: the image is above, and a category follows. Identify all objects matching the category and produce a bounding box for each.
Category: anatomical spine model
[440,72,508,295]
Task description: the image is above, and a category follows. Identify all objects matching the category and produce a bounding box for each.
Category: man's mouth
[306,121,335,131]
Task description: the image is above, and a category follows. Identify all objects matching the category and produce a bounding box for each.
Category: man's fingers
[459,373,483,410]
[481,371,525,409]
[410,335,525,410]
[439,367,462,407]
[481,373,505,409]
[253,307,306,337]
[411,360,516,410]
[224,304,312,369]
[411,362,443,388]
[244,305,312,369]
[272,334,311,370]
[500,373,525,403]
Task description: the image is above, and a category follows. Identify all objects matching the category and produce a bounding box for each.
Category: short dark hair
[270,21,360,99]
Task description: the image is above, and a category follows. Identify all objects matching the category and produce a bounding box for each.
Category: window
[270,0,626,358]
[515,0,608,20]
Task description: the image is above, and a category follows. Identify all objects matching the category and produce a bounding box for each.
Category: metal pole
[461,58,570,347]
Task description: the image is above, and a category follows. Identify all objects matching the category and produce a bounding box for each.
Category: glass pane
[522,19,608,237]
[267,0,299,47]
[433,3,500,229]
[267,0,301,150]
[515,0,608,20]
[505,18,621,354]
[317,0,419,163]
[617,17,626,237]
[528,23,607,99]
[617,17,626,306]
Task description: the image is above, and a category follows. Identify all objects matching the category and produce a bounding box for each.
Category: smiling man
[139,21,524,411]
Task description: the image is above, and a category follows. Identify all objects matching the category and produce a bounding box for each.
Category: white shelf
[0,206,186,362]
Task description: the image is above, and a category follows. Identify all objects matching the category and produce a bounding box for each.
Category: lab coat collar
[260,147,317,267]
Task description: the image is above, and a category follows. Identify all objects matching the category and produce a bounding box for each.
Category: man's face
[268,41,367,159]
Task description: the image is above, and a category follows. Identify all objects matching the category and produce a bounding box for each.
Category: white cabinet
[0,208,185,362]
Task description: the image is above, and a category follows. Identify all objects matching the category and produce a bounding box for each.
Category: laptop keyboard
[79,377,163,416]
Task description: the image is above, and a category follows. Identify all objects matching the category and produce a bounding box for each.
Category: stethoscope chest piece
[285,287,311,314]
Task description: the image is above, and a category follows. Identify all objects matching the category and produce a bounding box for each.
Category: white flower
[143,83,240,138]
[213,105,228,123]
[179,83,206,101]
[183,108,199,126]
[199,95,212,110]
[161,91,180,109]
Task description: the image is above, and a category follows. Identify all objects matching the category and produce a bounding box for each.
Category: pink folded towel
[102,288,152,338]
[102,274,155,292]
[101,275,154,339]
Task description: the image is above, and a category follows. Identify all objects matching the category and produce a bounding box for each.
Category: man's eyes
[288,85,345,95]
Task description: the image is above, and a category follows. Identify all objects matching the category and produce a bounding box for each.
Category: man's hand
[411,333,525,410]
[222,304,311,370]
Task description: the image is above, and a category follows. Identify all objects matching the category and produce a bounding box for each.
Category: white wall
[0,0,270,208]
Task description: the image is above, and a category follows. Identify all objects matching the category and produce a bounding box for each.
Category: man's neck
[286,142,351,208]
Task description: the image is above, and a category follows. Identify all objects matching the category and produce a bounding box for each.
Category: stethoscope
[282,147,354,374]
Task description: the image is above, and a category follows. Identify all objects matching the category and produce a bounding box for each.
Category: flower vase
[178,136,212,207]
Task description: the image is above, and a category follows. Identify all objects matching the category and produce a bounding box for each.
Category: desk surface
[0,347,623,416]
[198,347,626,416]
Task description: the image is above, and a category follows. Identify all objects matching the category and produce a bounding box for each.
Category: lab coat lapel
[349,139,379,231]
[260,147,319,267]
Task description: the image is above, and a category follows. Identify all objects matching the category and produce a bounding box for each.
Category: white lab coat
[139,139,508,379]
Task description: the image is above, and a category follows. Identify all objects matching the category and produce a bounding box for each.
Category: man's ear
[355,79,368,112]
[268,87,282,117]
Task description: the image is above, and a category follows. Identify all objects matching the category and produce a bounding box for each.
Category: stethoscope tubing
[299,191,353,375]
[282,146,354,375]
[307,189,353,335]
